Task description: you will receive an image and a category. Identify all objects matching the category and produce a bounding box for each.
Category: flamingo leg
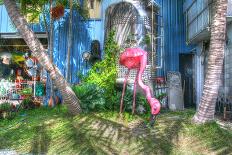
[132,69,139,114]
[120,69,130,113]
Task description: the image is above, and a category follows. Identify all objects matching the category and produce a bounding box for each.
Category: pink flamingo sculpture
[119,48,161,125]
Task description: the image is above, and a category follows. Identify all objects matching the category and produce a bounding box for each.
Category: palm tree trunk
[3,0,82,115]
[49,0,54,98]
[66,0,73,82]
[193,0,228,124]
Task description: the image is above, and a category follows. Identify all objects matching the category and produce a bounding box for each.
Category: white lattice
[117,63,154,85]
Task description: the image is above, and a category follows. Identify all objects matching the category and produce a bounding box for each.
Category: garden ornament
[119,48,161,126]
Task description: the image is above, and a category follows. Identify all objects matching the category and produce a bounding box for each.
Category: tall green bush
[84,30,119,104]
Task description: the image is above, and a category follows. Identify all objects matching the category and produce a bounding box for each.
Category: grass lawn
[1,106,232,155]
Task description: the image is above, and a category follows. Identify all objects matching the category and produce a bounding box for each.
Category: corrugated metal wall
[50,10,102,84]
[161,0,193,72]
[0,5,45,32]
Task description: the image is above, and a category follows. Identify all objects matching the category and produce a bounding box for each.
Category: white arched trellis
[103,0,160,89]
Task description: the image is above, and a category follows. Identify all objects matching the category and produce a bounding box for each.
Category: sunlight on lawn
[0,106,232,155]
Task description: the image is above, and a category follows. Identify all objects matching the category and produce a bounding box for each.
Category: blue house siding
[50,10,102,84]
[0,5,16,32]
[0,5,45,33]
[161,0,193,72]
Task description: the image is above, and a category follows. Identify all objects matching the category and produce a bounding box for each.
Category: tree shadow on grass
[2,109,232,154]
[62,114,184,155]
[0,113,184,154]
[0,118,31,150]
[193,122,232,155]
[53,115,130,154]
[129,117,184,155]
[29,123,51,154]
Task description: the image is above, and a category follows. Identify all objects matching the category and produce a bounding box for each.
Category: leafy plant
[0,102,16,119]
[78,30,152,113]
[72,83,106,112]
[143,34,151,46]
[84,30,120,104]
[156,93,167,100]
[111,89,150,113]
[0,102,11,112]
[21,96,35,109]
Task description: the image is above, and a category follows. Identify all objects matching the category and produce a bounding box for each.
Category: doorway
[179,53,195,108]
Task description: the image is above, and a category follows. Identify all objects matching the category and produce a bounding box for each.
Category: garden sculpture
[119,48,161,125]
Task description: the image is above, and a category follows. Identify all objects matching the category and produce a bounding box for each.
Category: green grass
[0,106,232,155]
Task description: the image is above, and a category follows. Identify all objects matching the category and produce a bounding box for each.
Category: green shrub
[72,83,106,112]
[111,89,150,113]
[21,96,35,109]
[84,30,120,104]
[156,93,167,100]
[0,102,16,119]
[72,82,150,114]
[0,102,11,112]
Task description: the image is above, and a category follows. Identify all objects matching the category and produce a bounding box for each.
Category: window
[186,0,211,42]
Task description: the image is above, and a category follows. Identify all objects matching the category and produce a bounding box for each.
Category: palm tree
[3,0,82,115]
[66,0,73,82]
[193,0,228,124]
[49,0,54,103]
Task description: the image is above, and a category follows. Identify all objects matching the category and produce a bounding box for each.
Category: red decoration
[32,76,40,81]
[16,69,22,77]
[155,77,165,84]
[51,4,64,20]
